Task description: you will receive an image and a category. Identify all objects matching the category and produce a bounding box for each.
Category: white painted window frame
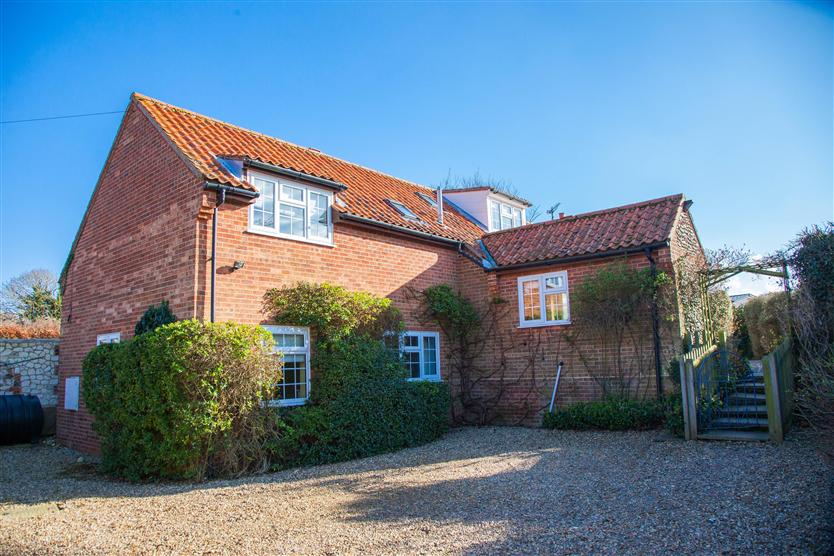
[400,331,442,382]
[517,271,571,328]
[488,198,525,231]
[96,332,121,345]
[247,170,334,246]
[263,325,311,407]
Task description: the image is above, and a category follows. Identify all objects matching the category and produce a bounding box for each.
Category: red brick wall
[199,199,461,331]
[669,207,708,340]
[452,250,681,425]
[57,104,205,453]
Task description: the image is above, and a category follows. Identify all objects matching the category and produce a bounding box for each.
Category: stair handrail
[679,342,719,440]
[761,337,794,443]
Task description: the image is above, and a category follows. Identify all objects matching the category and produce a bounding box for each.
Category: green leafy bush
[663,390,685,437]
[134,300,177,336]
[83,320,281,481]
[263,282,403,344]
[311,335,406,403]
[263,282,450,470]
[542,396,666,431]
[269,379,450,469]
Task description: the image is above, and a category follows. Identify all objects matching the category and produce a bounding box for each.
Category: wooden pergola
[698,258,790,346]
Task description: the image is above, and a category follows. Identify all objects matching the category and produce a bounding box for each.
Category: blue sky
[1,1,831,294]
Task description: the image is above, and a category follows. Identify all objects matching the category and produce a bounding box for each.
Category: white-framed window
[517,271,570,327]
[96,332,120,345]
[248,171,333,245]
[399,331,441,381]
[264,325,311,406]
[489,199,524,231]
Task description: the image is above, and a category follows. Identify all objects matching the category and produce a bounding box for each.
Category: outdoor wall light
[232,260,245,271]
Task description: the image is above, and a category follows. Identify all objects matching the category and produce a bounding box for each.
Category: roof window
[387,199,420,221]
[417,192,437,207]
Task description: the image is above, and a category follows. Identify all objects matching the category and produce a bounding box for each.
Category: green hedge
[82,320,280,481]
[270,379,449,469]
[542,396,667,431]
[268,337,450,469]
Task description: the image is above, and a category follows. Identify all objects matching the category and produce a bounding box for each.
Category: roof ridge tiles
[481,193,684,238]
[131,92,437,193]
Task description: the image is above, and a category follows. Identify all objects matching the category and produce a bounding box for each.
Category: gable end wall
[57,104,204,453]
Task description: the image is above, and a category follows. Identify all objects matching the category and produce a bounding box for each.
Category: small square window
[518,271,570,327]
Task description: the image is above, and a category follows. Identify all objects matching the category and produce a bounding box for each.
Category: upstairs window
[387,199,420,221]
[264,325,311,406]
[489,200,523,231]
[517,271,570,327]
[249,172,333,245]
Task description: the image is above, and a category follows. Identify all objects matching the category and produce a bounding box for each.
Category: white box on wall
[64,377,80,411]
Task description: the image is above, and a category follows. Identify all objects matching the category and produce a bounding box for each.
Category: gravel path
[1,428,831,555]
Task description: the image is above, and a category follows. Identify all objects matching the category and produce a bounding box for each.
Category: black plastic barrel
[0,395,44,445]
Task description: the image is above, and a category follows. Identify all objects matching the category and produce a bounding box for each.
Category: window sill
[246,226,335,248]
[518,320,571,329]
[267,398,308,408]
[408,376,442,383]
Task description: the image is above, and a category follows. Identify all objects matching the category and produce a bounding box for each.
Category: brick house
[57,93,704,453]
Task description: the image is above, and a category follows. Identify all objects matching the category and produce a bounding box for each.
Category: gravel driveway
[1,428,831,555]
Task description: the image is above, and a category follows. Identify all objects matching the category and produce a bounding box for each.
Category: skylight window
[417,192,437,207]
[387,199,420,220]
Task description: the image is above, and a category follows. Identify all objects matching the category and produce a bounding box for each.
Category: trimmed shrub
[83,320,281,481]
[542,396,666,431]
[311,335,406,404]
[269,379,450,469]
[0,318,60,339]
[134,300,177,336]
[743,292,787,358]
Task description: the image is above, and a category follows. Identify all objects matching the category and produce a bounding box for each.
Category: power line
[0,110,125,125]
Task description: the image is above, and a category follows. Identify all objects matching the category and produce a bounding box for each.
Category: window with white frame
[489,199,523,231]
[517,271,570,327]
[399,331,440,381]
[249,172,333,244]
[96,332,120,345]
[264,326,311,406]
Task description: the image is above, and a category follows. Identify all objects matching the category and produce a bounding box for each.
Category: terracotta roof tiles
[480,194,684,267]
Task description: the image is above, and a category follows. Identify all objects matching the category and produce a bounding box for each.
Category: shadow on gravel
[1,429,831,554]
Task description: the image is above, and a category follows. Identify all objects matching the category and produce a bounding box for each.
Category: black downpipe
[645,247,663,400]
[210,189,226,323]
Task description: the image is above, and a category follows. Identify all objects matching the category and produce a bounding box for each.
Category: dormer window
[387,199,420,221]
[490,200,523,231]
[248,170,333,245]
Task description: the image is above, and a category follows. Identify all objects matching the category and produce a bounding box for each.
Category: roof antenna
[547,202,562,220]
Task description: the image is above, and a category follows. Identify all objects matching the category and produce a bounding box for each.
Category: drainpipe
[645,247,663,400]
[210,189,226,323]
[436,187,444,225]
